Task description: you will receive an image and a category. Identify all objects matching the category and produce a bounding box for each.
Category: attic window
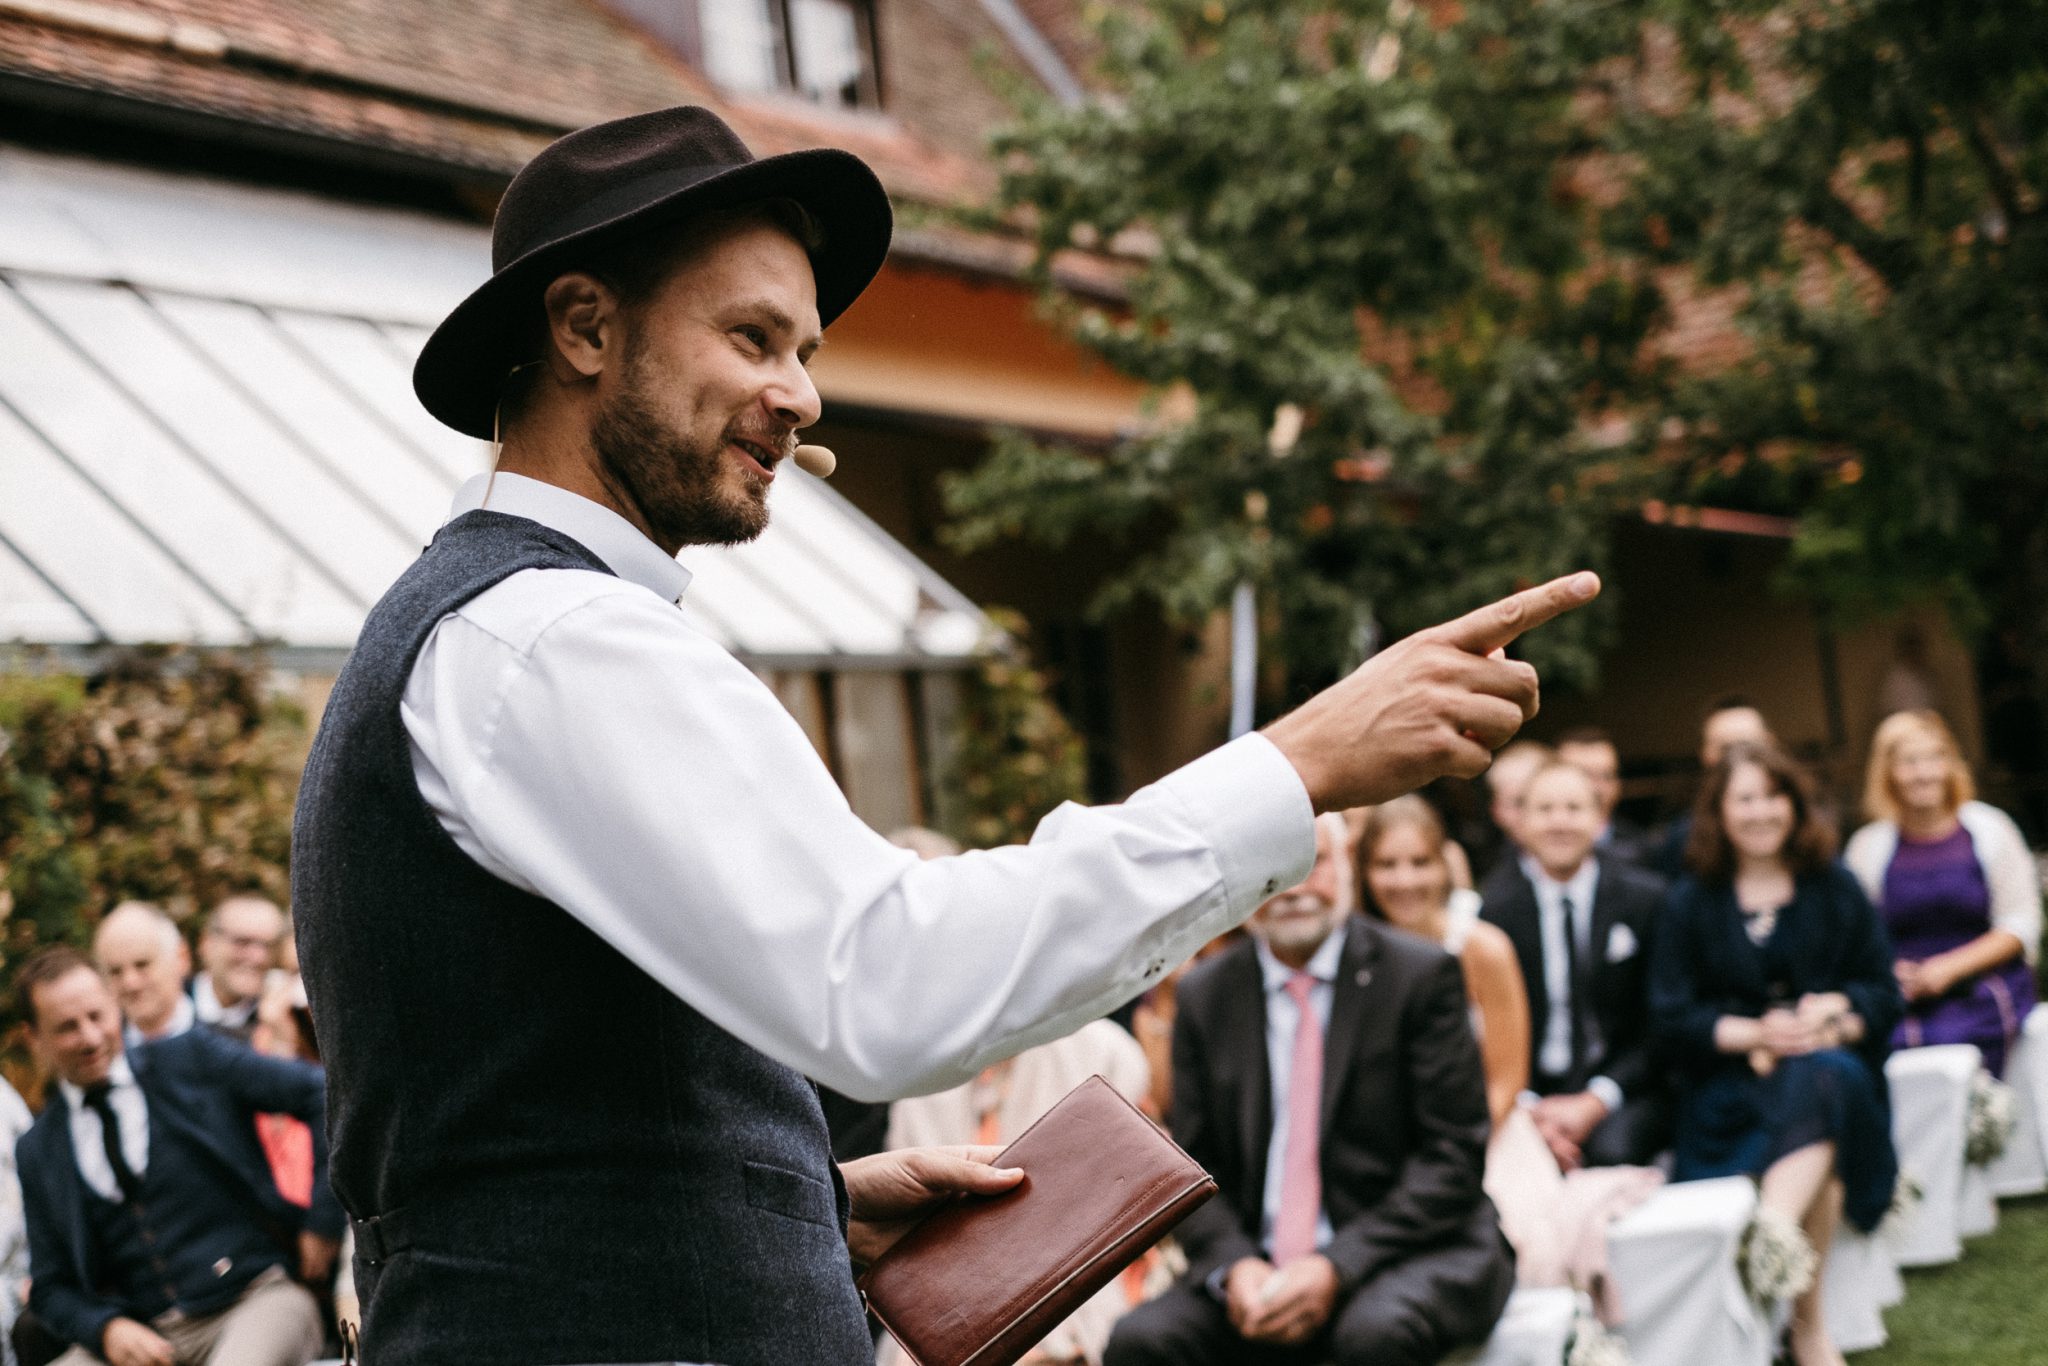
[699,0,882,109]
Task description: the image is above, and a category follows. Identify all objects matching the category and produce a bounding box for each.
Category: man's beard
[1255,893,1339,957]
[590,345,773,549]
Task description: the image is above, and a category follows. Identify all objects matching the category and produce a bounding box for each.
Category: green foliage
[0,652,303,1000]
[959,0,2048,717]
[1617,3,2048,657]
[950,0,1665,701]
[944,611,1090,848]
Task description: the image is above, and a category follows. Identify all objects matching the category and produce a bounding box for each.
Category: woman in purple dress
[1844,711,2041,1076]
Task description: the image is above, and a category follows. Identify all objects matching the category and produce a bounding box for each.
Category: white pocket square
[1606,922,1638,963]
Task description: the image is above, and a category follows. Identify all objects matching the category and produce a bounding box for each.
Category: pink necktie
[1270,970,1324,1266]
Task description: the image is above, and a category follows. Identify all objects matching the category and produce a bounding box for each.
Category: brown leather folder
[857,1073,1217,1366]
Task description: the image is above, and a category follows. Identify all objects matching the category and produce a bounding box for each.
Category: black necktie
[1561,895,1591,1080]
[82,1083,142,1203]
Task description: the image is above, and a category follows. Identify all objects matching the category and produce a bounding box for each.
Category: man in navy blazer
[14,947,339,1366]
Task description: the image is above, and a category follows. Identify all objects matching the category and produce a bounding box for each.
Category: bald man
[93,902,196,1045]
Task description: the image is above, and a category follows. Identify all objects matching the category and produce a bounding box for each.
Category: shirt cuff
[1587,1075,1624,1115]
[1154,733,1317,918]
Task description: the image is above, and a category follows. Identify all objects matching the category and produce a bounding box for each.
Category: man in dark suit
[13,947,340,1366]
[1107,815,1512,1366]
[1480,760,1669,1169]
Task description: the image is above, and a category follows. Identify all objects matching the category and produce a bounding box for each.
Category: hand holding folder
[857,1075,1218,1366]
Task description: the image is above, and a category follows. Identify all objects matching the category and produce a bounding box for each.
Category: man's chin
[1262,920,1337,956]
[655,498,770,548]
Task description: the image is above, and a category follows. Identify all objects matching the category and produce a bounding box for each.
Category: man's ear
[540,271,618,381]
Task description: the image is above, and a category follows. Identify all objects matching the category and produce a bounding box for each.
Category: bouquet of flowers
[1738,1205,1817,1304]
[1565,1310,1633,1366]
[1880,1169,1925,1240]
[1966,1071,2018,1166]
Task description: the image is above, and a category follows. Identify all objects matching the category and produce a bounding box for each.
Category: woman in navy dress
[1651,742,1903,1366]
[1844,710,2040,1076]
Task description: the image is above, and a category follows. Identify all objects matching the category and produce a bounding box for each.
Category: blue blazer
[16,1028,342,1349]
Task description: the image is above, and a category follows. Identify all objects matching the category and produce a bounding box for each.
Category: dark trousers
[1104,1234,1513,1366]
[1580,1093,1673,1169]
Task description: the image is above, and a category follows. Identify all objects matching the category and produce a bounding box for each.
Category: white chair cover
[1885,1043,1981,1267]
[1441,1286,1581,1366]
[1959,1159,1999,1238]
[1607,1177,1772,1366]
[1990,1004,2048,1198]
[1822,1225,1896,1353]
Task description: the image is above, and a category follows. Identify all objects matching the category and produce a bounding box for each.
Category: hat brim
[414,147,892,440]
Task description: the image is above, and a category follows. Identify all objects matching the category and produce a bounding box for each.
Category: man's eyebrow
[731,298,822,344]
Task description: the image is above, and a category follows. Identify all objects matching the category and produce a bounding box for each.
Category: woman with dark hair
[1651,743,1903,1366]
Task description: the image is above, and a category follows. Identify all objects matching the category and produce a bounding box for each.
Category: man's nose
[763,361,822,430]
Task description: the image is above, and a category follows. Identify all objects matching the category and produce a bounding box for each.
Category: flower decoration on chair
[1565,1309,1633,1366]
[1738,1205,1818,1304]
[1879,1169,1926,1239]
[1965,1072,2018,1167]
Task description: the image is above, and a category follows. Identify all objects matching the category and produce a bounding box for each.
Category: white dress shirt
[191,975,255,1032]
[403,473,1317,1102]
[1253,922,1346,1254]
[1524,856,1623,1114]
[58,1054,149,1202]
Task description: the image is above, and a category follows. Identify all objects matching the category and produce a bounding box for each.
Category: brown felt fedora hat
[414,105,892,439]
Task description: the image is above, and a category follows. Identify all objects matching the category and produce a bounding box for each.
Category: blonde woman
[1355,797,1529,1125]
[1357,798,1661,1316]
[1844,711,2041,1075]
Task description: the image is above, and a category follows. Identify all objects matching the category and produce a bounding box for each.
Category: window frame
[700,0,885,111]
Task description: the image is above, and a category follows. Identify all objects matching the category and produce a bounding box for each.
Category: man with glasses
[194,898,284,1046]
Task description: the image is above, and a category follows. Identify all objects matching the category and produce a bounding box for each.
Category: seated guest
[1651,743,1902,1366]
[13,947,340,1366]
[92,903,194,1045]
[1355,798,1529,1127]
[1480,761,1669,1169]
[1106,815,1512,1366]
[193,897,285,1044]
[1358,799,1661,1314]
[1556,727,1653,867]
[1475,741,1551,883]
[0,1074,32,1366]
[1656,697,1775,879]
[1844,711,2041,1076]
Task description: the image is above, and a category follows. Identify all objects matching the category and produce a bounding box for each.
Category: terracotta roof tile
[0,0,993,204]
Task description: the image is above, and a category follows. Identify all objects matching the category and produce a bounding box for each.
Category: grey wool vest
[292,511,872,1366]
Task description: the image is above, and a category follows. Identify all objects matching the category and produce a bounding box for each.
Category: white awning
[0,144,988,669]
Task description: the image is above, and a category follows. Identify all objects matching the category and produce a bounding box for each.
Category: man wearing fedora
[292,104,1596,1365]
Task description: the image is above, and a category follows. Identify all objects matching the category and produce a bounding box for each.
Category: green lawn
[1855,1195,2048,1364]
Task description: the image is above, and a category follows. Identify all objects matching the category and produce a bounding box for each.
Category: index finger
[1427,572,1601,655]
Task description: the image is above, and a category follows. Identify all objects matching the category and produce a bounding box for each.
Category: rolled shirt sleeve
[407,571,1316,1102]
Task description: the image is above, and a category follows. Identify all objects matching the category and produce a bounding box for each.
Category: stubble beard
[591,341,771,549]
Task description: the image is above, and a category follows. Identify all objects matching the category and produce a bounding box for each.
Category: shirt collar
[1254,917,1350,994]
[448,472,695,603]
[1533,856,1600,910]
[192,973,255,1025]
[58,1051,136,1113]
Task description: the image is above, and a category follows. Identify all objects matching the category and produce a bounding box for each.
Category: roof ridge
[0,0,581,134]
